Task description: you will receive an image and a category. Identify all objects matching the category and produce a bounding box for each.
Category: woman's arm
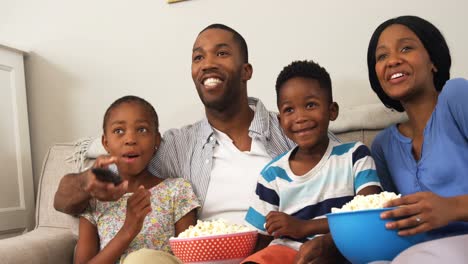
[445,78,468,138]
[371,135,398,193]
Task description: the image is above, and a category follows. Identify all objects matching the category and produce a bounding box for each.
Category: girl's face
[102,102,160,178]
[374,24,437,102]
[278,77,338,152]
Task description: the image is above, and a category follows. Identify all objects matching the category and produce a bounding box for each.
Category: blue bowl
[327,208,427,264]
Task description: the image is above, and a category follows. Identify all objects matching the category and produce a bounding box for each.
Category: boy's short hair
[275,60,333,105]
[199,23,249,63]
[367,15,451,112]
[103,95,159,133]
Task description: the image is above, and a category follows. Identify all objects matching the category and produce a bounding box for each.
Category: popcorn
[331,191,401,213]
[177,219,253,238]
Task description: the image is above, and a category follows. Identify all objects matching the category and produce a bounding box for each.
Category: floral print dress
[81,177,200,263]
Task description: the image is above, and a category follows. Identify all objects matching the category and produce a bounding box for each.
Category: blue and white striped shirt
[245,140,381,250]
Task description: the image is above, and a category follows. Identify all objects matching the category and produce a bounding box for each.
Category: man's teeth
[390,73,404,80]
[203,78,222,86]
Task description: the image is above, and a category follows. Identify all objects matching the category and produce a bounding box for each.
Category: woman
[367,15,468,262]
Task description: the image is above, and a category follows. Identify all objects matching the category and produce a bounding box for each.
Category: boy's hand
[265,211,307,239]
[122,186,152,238]
[82,155,128,201]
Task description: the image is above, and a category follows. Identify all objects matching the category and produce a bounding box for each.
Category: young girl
[74,96,200,264]
[367,15,468,262]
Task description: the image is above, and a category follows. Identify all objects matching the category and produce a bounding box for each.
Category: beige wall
[1,0,467,194]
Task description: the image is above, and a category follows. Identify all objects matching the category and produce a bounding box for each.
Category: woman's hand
[380,191,458,235]
[121,186,152,239]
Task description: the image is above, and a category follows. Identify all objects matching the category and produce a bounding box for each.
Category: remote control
[91,166,122,185]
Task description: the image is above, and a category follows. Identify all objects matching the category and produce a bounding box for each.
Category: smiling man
[149,24,295,224]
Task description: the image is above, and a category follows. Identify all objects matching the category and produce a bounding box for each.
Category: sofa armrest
[0,227,77,264]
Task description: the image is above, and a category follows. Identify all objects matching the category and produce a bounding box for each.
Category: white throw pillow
[86,137,107,158]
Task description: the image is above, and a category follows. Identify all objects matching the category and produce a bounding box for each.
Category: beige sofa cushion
[36,143,91,235]
[0,227,76,264]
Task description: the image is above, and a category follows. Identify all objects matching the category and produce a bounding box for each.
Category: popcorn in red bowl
[170,219,258,264]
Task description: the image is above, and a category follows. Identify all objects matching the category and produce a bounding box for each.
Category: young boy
[243,60,382,263]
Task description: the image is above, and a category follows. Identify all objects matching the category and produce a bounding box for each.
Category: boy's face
[191,28,252,111]
[102,102,161,178]
[278,77,338,151]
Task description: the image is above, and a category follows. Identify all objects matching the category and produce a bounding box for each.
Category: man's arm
[54,156,128,215]
[54,171,91,215]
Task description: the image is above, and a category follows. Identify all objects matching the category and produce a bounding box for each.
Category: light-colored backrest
[36,143,90,235]
[329,103,406,147]
[334,129,381,147]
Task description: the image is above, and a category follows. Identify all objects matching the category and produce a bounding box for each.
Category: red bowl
[169,230,258,264]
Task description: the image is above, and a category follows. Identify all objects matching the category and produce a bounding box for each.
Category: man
[54,24,342,263]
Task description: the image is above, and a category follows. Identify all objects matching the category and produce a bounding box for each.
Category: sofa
[0,104,406,264]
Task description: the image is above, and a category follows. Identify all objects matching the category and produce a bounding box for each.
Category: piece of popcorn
[177,219,254,238]
[331,191,401,213]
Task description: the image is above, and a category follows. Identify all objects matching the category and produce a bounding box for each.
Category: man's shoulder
[266,109,280,121]
[157,119,211,156]
[167,119,206,132]
[249,97,280,123]
[162,119,209,139]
